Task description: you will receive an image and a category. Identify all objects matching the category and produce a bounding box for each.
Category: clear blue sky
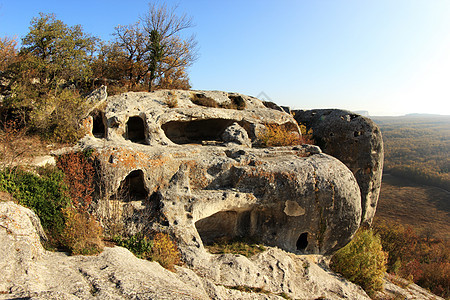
[1,0,449,116]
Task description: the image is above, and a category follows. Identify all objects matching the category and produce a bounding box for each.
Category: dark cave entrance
[116,170,148,201]
[195,209,255,245]
[92,112,106,138]
[296,232,308,251]
[161,119,235,145]
[126,116,146,143]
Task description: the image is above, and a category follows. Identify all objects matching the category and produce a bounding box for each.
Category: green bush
[113,232,181,271]
[0,167,70,235]
[113,233,154,260]
[330,229,387,296]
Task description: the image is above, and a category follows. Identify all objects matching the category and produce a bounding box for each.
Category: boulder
[293,109,384,225]
[221,122,252,147]
[0,201,45,293]
[73,91,369,257]
[86,141,361,257]
[100,90,299,146]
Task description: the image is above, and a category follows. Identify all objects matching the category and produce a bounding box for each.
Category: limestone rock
[76,90,367,257]
[86,139,361,256]
[100,90,299,146]
[0,201,370,300]
[221,122,252,147]
[293,109,384,225]
[0,201,45,293]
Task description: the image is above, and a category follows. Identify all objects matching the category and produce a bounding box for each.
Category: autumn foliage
[374,221,450,298]
[56,150,104,255]
[258,123,313,147]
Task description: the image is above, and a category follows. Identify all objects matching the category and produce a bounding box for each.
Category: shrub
[0,167,70,245]
[29,89,90,143]
[330,229,387,296]
[0,120,28,171]
[258,124,302,147]
[56,150,95,212]
[113,232,181,271]
[113,233,153,260]
[61,207,104,255]
[151,232,182,271]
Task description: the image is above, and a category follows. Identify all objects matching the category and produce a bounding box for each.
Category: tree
[0,36,18,72]
[20,13,98,90]
[98,2,197,91]
[142,2,198,91]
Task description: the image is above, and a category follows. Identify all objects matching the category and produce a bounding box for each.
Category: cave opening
[126,116,146,143]
[92,112,105,138]
[116,170,148,201]
[161,119,235,145]
[296,232,308,251]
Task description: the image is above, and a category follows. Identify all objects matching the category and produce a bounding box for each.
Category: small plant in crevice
[205,236,266,257]
[165,92,178,108]
[113,232,182,271]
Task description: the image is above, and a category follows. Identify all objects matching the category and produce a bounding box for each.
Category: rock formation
[77,89,371,258]
[1,199,441,300]
[293,109,384,225]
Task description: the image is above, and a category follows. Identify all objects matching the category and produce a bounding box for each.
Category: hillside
[372,115,450,191]
[372,115,449,238]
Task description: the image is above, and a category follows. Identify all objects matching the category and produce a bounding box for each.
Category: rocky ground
[0,200,442,300]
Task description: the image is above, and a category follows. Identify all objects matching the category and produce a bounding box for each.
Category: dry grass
[206,237,266,257]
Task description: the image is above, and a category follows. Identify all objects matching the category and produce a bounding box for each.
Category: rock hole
[126,116,146,144]
[227,95,246,110]
[92,111,105,138]
[195,210,238,245]
[296,232,308,251]
[195,209,253,245]
[161,119,235,145]
[116,170,148,201]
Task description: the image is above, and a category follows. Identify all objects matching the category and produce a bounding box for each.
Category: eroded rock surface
[0,201,371,300]
[87,140,361,257]
[293,109,384,225]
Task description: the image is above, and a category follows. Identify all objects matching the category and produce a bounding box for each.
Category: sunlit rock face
[293,109,384,226]
[78,89,375,258]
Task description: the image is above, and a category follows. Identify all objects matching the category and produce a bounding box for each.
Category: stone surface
[0,201,371,300]
[76,90,368,257]
[1,201,442,300]
[0,201,45,293]
[221,122,252,147]
[86,139,361,257]
[101,90,299,146]
[293,109,384,226]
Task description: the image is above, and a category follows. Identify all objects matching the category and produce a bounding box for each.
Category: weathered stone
[221,122,252,147]
[0,201,372,300]
[0,201,45,293]
[100,90,300,146]
[293,109,384,225]
[86,139,361,256]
